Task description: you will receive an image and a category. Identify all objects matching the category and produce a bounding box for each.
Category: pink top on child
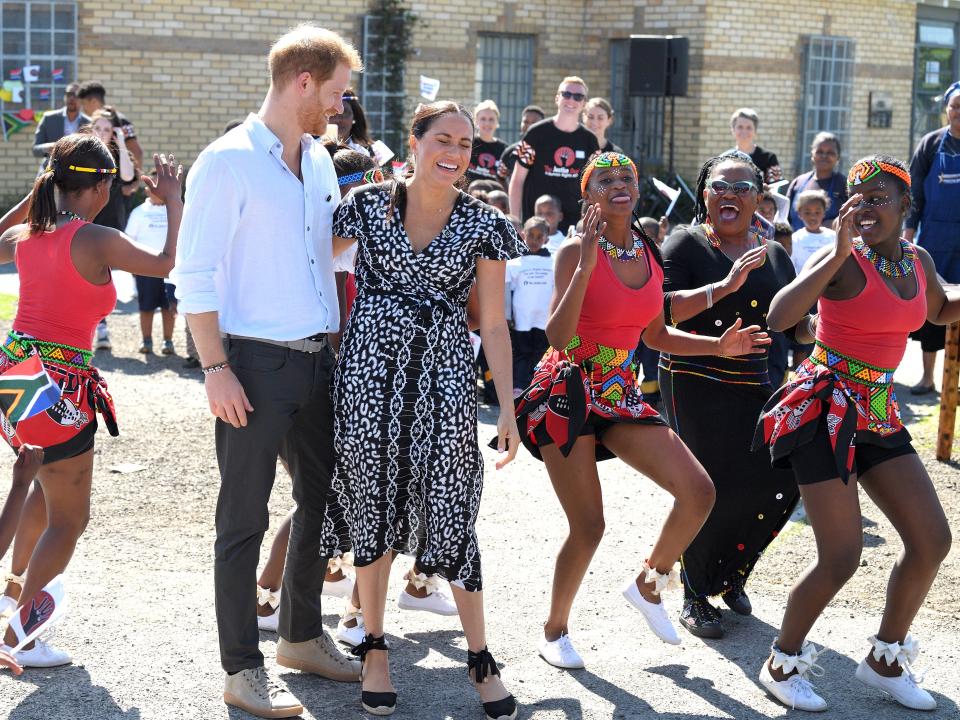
[14,220,117,350]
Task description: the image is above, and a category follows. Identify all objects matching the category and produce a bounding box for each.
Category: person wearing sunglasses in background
[508,77,599,233]
[659,152,809,639]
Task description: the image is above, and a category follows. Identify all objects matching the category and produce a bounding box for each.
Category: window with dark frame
[360,14,405,157]
[474,34,534,145]
[913,17,958,151]
[0,1,77,110]
[797,35,855,177]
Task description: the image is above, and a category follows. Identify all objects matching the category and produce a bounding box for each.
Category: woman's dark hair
[693,152,764,224]
[387,101,475,221]
[24,134,116,236]
[344,88,372,146]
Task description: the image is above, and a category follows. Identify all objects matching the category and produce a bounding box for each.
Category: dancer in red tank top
[0,134,182,668]
[754,155,960,712]
[514,152,771,669]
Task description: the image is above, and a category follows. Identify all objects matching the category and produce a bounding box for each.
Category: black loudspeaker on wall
[628,35,688,97]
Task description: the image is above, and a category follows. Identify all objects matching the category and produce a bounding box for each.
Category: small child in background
[638,215,670,246]
[486,190,510,214]
[790,189,836,274]
[506,216,554,395]
[773,222,794,256]
[126,171,176,355]
[534,194,565,253]
[757,191,778,224]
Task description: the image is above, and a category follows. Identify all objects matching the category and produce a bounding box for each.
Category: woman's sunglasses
[559,90,586,102]
[709,180,757,196]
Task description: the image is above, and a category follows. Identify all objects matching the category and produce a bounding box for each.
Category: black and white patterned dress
[321,183,521,591]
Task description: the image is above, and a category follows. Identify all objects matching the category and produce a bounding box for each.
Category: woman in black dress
[659,152,814,637]
[323,101,521,720]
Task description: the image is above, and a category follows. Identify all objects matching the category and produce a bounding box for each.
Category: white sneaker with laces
[759,641,827,712]
[538,634,585,669]
[336,602,365,648]
[397,570,458,616]
[256,585,280,633]
[0,595,16,619]
[622,566,681,645]
[3,638,72,668]
[224,666,303,718]
[855,634,936,711]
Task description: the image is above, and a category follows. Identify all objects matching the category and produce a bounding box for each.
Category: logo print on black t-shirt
[553,146,575,168]
[478,153,497,169]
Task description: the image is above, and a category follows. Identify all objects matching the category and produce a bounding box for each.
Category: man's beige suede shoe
[223,667,303,718]
[277,631,361,682]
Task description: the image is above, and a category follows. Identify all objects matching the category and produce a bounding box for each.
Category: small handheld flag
[8,574,68,654]
[52,68,64,82]
[0,354,62,424]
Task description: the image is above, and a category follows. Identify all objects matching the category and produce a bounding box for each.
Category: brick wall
[0,0,927,202]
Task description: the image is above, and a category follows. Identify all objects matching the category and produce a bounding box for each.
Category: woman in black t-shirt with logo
[467,100,508,186]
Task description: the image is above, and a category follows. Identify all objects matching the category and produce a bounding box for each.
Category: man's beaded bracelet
[201,362,230,376]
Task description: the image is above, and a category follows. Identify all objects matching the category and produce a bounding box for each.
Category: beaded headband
[847,159,911,188]
[580,152,636,193]
[337,168,384,187]
[67,165,117,174]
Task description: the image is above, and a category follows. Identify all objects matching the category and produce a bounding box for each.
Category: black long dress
[658,227,799,601]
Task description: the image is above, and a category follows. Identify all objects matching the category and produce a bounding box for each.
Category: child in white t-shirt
[506,216,555,395]
[534,194,566,253]
[125,172,176,355]
[790,189,836,274]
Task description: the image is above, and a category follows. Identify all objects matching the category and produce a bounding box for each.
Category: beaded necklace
[853,237,917,278]
[58,210,87,223]
[597,228,645,263]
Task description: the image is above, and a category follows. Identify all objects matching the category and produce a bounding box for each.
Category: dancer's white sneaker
[758,641,827,712]
[538,634,585,669]
[622,562,682,645]
[336,602,365,648]
[322,576,355,599]
[2,638,71,668]
[397,571,458,616]
[855,635,936,711]
[256,585,280,633]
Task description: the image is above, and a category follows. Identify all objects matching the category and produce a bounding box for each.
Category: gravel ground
[0,304,958,719]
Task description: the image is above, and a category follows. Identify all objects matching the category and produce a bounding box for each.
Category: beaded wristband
[201,361,230,376]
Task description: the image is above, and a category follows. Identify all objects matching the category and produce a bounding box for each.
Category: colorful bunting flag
[21,66,39,83]
[52,68,64,81]
[8,68,21,80]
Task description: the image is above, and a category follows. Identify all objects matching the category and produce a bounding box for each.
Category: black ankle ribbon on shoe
[467,647,501,683]
[351,634,389,662]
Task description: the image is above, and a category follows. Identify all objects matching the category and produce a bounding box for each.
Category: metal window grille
[474,34,534,145]
[609,39,663,171]
[797,36,855,175]
[912,19,957,151]
[360,14,405,156]
[0,1,77,110]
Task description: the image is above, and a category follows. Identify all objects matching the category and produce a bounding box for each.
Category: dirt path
[0,305,958,719]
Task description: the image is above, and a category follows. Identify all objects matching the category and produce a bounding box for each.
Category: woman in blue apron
[905,81,960,394]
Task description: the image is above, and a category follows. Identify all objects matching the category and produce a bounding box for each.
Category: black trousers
[213,337,335,673]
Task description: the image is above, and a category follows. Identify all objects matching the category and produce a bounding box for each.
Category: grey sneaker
[223,666,303,719]
[277,630,361,682]
[161,339,175,355]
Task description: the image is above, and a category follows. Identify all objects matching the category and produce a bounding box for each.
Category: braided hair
[692,151,764,224]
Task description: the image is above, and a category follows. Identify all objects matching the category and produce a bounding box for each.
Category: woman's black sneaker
[680,597,725,638]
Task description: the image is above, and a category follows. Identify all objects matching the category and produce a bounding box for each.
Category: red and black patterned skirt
[515,335,664,461]
[752,340,907,483]
[0,332,118,464]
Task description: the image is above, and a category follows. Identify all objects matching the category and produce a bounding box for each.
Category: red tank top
[14,221,117,350]
[575,241,664,349]
[816,244,926,369]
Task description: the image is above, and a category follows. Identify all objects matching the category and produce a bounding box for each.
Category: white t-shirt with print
[791,227,837,274]
[505,252,555,331]
[125,199,168,252]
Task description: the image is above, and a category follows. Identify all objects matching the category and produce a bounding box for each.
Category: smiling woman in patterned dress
[322,101,522,720]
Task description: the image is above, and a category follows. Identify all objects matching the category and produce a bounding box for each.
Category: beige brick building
[1,0,959,205]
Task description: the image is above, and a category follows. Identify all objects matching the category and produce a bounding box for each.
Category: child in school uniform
[534,194,566,253]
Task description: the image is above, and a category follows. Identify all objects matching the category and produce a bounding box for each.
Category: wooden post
[936,321,960,461]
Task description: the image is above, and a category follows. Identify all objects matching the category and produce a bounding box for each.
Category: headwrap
[847,159,911,188]
[337,167,384,187]
[580,151,636,194]
[944,81,960,107]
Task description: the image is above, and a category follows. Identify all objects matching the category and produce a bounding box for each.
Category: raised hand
[143,153,183,205]
[577,203,607,275]
[717,317,771,356]
[834,193,861,260]
[720,244,767,295]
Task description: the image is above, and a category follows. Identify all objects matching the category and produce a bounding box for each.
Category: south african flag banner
[0,354,61,424]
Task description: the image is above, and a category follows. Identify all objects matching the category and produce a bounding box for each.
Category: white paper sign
[371,139,394,165]
[22,65,39,82]
[419,75,440,101]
